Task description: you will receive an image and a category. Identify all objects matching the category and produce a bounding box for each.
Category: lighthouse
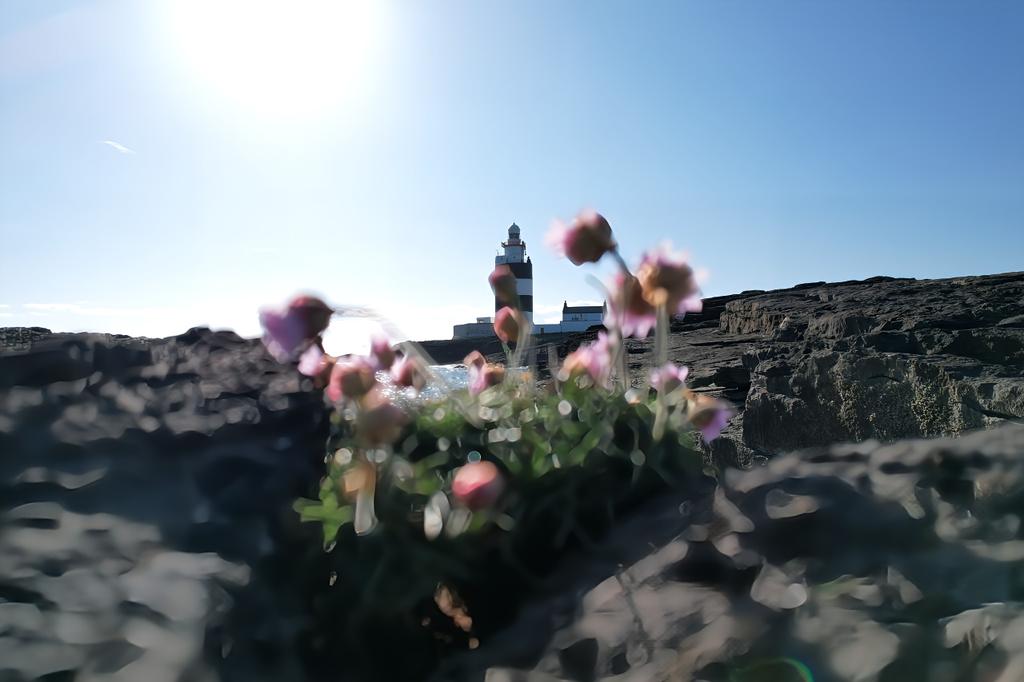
[495,223,534,323]
[449,221,609,340]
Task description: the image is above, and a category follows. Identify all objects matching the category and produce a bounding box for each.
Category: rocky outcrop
[440,423,1024,682]
[619,272,1024,467]
[0,327,58,353]
[0,328,327,682]
[1,271,1022,681]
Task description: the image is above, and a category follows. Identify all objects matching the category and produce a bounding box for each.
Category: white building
[533,301,607,335]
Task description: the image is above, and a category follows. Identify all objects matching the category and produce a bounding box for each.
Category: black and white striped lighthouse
[495,223,533,323]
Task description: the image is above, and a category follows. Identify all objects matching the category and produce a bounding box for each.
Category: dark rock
[1,271,1022,681]
[0,328,326,682]
[451,424,1024,682]
[616,271,1024,467]
[0,327,53,353]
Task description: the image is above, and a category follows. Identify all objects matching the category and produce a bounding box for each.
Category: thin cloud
[100,140,136,155]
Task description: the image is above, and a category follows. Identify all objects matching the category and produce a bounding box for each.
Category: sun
[161,0,381,121]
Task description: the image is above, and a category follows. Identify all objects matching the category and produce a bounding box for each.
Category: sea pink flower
[469,364,505,395]
[327,357,377,402]
[561,332,614,388]
[685,392,734,442]
[259,295,333,362]
[370,336,396,370]
[650,363,689,394]
[493,306,523,344]
[452,461,505,510]
[636,243,702,316]
[297,344,325,376]
[392,355,427,391]
[546,210,617,266]
[298,345,335,388]
[606,272,658,338]
[356,388,409,446]
[465,351,505,395]
[464,350,486,369]
[489,265,519,308]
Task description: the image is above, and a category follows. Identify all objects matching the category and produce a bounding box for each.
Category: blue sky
[2,1,1022,351]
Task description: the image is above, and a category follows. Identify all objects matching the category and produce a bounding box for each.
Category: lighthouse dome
[508,223,520,238]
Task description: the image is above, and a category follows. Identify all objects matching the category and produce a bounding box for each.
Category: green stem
[510,317,532,373]
[655,302,668,367]
[614,330,628,391]
[610,248,632,276]
[652,302,669,441]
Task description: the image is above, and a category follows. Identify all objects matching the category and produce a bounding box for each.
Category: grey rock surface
[620,272,1024,467]
[1,328,326,682]
[438,424,1024,682]
[1,271,1022,681]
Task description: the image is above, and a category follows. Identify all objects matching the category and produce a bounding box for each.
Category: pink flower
[469,364,505,395]
[489,265,519,308]
[464,350,486,370]
[606,272,658,338]
[370,336,396,370]
[493,306,523,344]
[546,210,617,266]
[636,243,702,316]
[464,351,505,395]
[392,355,427,391]
[297,344,325,376]
[561,332,614,388]
[327,357,377,402]
[452,461,505,510]
[650,363,689,393]
[297,344,335,387]
[357,388,409,446]
[685,391,734,442]
[259,295,333,362]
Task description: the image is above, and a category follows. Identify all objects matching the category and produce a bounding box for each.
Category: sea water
[376,364,469,401]
[375,364,529,402]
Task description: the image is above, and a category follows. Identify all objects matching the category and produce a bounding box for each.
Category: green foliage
[300,375,703,550]
[293,370,710,680]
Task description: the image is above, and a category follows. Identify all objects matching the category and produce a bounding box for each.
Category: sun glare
[162,0,380,120]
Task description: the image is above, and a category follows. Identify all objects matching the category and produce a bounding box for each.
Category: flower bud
[489,265,519,308]
[327,357,377,402]
[685,391,734,442]
[559,332,614,388]
[606,272,658,338]
[650,363,689,394]
[636,245,701,315]
[469,362,505,395]
[259,295,333,362]
[547,210,617,266]
[392,355,427,390]
[370,336,396,370]
[357,389,409,446]
[493,306,523,344]
[298,345,335,387]
[464,350,486,370]
[452,461,505,510]
[289,295,334,338]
